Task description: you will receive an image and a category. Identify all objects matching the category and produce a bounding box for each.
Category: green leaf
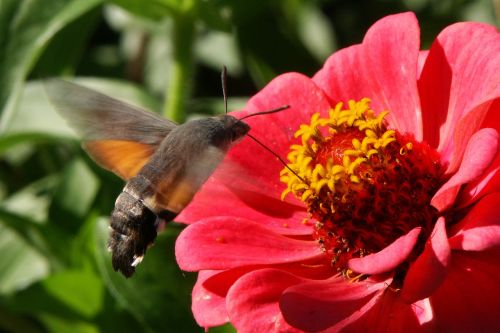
[0,225,49,295]
[195,31,243,74]
[229,1,320,86]
[38,314,99,333]
[94,219,198,332]
[210,323,237,333]
[0,303,45,333]
[0,79,73,139]
[296,3,337,62]
[244,55,278,89]
[0,175,58,223]
[143,20,174,95]
[7,270,105,332]
[0,133,63,156]
[0,208,68,269]
[108,0,178,20]
[50,159,100,231]
[188,97,248,117]
[197,0,231,31]
[35,11,101,77]
[42,271,105,318]
[0,0,103,134]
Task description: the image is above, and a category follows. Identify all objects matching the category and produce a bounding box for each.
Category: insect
[46,70,289,277]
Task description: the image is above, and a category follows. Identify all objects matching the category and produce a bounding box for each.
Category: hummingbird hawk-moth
[46,76,288,277]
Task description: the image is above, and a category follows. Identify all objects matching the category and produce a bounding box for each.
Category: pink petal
[455,99,500,207]
[188,256,334,331]
[202,266,256,295]
[430,249,500,332]
[193,266,263,324]
[445,101,497,174]
[413,298,434,326]
[226,269,307,333]
[175,217,322,271]
[178,162,311,235]
[202,261,333,289]
[242,72,332,158]
[417,50,429,79]
[401,218,450,304]
[280,276,387,332]
[456,162,500,209]
[191,270,229,327]
[312,44,367,106]
[361,12,422,139]
[479,98,500,131]
[348,227,421,275]
[343,292,432,333]
[418,22,500,166]
[431,128,498,212]
[313,12,422,139]
[448,193,500,251]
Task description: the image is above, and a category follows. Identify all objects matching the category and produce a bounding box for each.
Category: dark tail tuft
[108,191,158,277]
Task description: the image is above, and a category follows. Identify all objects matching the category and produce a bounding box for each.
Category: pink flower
[175,12,500,333]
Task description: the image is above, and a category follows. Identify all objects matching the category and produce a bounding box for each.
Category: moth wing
[154,145,227,215]
[83,140,155,180]
[46,79,176,179]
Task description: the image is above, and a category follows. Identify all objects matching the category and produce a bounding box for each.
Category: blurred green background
[0,0,498,332]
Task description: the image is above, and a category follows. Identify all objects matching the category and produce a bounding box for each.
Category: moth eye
[231,125,248,142]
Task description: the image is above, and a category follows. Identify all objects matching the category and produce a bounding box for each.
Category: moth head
[221,115,250,142]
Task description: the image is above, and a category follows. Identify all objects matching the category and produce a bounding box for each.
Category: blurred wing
[154,145,227,215]
[83,140,155,180]
[46,79,176,179]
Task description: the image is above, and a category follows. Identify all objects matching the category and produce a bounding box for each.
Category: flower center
[280,99,445,274]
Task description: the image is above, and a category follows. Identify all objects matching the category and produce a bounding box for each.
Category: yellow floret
[280,99,393,202]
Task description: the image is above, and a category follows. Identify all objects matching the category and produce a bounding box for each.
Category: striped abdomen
[108,175,176,277]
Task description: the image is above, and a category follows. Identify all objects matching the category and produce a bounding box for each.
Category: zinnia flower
[175,12,500,332]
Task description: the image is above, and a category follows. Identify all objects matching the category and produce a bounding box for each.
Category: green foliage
[0,0,497,332]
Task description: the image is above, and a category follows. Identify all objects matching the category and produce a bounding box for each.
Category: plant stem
[163,7,196,123]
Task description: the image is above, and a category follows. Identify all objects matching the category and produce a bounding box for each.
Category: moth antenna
[222,68,298,182]
[222,65,288,119]
[221,65,228,114]
[247,133,305,183]
[238,105,290,121]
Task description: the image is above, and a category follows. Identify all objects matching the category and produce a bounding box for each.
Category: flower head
[175,12,500,333]
[280,98,447,278]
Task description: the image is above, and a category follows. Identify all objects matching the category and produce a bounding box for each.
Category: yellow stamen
[281,99,394,202]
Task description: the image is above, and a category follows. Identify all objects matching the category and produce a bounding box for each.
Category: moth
[46,73,288,277]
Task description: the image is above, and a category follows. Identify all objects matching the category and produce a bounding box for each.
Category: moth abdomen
[108,190,158,277]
